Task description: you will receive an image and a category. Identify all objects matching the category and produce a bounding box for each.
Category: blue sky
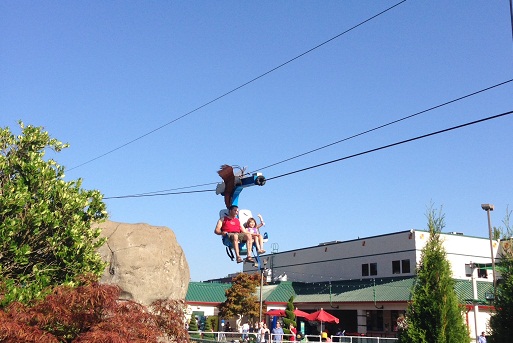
[1,1,512,282]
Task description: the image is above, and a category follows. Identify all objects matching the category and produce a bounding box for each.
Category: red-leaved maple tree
[0,274,189,342]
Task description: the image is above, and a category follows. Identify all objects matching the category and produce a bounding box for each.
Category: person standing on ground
[242,322,250,341]
[288,323,297,341]
[478,332,487,343]
[259,322,270,343]
[272,322,284,342]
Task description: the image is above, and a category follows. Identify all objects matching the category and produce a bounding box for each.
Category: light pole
[259,259,268,323]
[481,203,496,297]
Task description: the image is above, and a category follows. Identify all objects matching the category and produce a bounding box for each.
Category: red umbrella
[266,309,285,316]
[293,308,310,318]
[305,308,339,332]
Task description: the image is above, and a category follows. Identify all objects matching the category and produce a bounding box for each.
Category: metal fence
[188,331,399,342]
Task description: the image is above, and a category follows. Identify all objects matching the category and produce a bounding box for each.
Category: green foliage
[189,314,200,338]
[0,274,189,342]
[489,208,513,341]
[282,296,296,335]
[203,317,215,339]
[218,273,261,322]
[399,205,469,343]
[0,122,108,306]
[206,315,219,332]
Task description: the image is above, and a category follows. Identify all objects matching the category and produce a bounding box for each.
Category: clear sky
[1,1,512,282]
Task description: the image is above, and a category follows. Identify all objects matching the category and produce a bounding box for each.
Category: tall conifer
[489,209,513,342]
[399,206,469,343]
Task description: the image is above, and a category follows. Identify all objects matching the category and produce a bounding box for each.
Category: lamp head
[481,204,494,211]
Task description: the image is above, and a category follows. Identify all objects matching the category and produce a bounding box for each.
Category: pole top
[481,204,494,211]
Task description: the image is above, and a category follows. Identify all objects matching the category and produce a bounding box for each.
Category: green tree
[203,317,214,339]
[282,296,296,336]
[206,315,219,332]
[218,273,260,325]
[489,208,513,342]
[399,206,469,343]
[188,314,200,339]
[0,122,108,306]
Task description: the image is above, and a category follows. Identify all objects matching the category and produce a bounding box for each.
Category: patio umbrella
[293,308,310,318]
[265,309,285,316]
[305,308,339,332]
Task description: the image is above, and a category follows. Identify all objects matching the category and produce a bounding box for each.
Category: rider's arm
[214,219,224,236]
[240,222,249,234]
[256,214,265,229]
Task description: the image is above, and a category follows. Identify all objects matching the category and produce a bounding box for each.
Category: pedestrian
[259,322,270,343]
[242,322,250,341]
[289,323,297,341]
[478,331,487,343]
[272,322,284,342]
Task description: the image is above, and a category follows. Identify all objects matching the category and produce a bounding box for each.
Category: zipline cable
[266,110,513,181]
[104,189,214,200]
[104,109,513,199]
[109,79,513,197]
[68,1,406,172]
[251,78,513,174]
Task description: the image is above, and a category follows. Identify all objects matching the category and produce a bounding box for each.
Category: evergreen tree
[189,314,200,338]
[207,315,219,332]
[203,317,215,339]
[282,296,296,336]
[489,208,513,342]
[399,206,469,343]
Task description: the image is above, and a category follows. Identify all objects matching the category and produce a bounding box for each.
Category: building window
[362,263,378,276]
[362,264,369,276]
[370,263,377,276]
[402,259,411,273]
[477,268,488,278]
[366,310,384,331]
[392,260,401,274]
[392,259,411,274]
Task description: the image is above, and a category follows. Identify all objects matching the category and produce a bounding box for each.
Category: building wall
[187,304,218,317]
[238,229,498,340]
[245,230,497,283]
[414,231,499,280]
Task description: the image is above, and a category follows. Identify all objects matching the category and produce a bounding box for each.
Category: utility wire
[267,109,513,181]
[112,79,513,197]
[104,109,513,199]
[68,0,407,172]
[104,189,214,200]
[251,78,513,174]
[126,182,218,197]
[509,0,513,47]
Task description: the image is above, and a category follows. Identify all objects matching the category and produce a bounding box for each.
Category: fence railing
[188,331,399,342]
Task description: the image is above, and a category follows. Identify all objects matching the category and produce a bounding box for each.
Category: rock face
[97,221,189,306]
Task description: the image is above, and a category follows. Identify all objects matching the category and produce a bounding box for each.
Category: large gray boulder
[97,220,189,306]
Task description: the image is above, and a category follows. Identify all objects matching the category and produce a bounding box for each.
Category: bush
[0,274,189,342]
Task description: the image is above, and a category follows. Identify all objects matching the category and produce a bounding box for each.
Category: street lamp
[259,258,268,323]
[481,203,496,296]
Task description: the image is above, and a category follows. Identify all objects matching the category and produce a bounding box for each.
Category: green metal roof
[186,282,231,303]
[293,277,414,303]
[263,281,296,303]
[454,279,494,304]
[186,277,495,305]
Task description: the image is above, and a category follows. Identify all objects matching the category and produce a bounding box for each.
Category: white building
[244,229,498,283]
[187,229,499,341]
